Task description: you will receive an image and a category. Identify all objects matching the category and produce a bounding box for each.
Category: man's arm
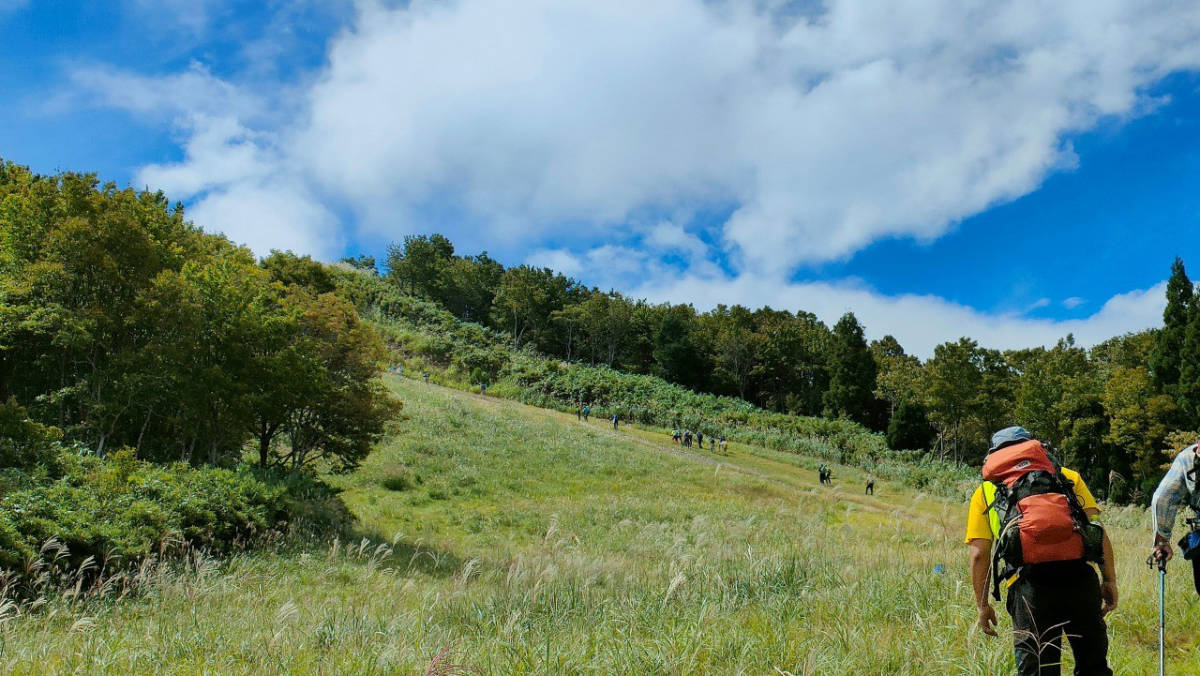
[1151,451,1191,561]
[967,538,998,636]
[1085,506,1119,615]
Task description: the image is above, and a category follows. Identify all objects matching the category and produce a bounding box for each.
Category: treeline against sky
[0,161,398,472]
[383,234,1197,501]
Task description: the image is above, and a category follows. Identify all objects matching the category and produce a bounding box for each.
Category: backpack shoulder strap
[981,481,1004,539]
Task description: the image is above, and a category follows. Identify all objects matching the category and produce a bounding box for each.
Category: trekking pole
[1158,560,1166,676]
[1147,552,1166,676]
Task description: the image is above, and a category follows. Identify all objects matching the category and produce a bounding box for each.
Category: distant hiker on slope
[672,428,681,444]
[965,426,1116,676]
[683,430,692,448]
[576,402,583,421]
[1149,439,1200,594]
[718,434,726,454]
[696,431,704,449]
[583,404,590,422]
[865,477,875,495]
[612,413,619,430]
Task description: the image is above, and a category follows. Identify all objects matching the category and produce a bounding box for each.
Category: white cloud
[68,63,262,122]
[290,0,1200,271]
[526,249,583,277]
[186,180,341,259]
[1063,296,1087,309]
[66,1,1195,342]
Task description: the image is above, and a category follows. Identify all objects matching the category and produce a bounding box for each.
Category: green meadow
[1,376,1196,674]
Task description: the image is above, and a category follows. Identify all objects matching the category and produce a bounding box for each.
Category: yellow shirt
[964,467,1099,544]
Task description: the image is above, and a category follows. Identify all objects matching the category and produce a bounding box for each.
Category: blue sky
[3,0,1200,355]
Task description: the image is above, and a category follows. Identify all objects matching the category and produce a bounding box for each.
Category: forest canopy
[0,160,398,473]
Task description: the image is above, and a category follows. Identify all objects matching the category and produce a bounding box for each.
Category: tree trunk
[136,409,153,457]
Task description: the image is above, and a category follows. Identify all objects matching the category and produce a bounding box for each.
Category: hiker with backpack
[965,426,1116,675]
[865,476,875,495]
[582,404,590,422]
[612,413,619,430]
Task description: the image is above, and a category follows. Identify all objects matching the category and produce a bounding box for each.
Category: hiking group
[671,426,726,453]
[572,403,730,454]
[966,424,1200,674]
[817,464,830,484]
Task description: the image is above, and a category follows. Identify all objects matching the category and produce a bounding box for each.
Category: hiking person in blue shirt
[1150,440,1200,594]
[582,404,590,422]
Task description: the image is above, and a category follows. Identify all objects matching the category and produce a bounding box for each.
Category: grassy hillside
[336,271,977,498]
[0,376,1194,673]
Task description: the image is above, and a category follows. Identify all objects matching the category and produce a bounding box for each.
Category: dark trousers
[1005,562,1111,676]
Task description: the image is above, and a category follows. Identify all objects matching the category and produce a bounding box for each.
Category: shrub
[0,446,351,581]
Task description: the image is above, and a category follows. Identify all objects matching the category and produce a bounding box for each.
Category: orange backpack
[981,439,1104,599]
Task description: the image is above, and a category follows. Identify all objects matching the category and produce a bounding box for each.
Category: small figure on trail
[480,383,488,396]
[672,428,681,444]
[576,402,583,421]
[683,429,692,448]
[817,465,827,485]
[865,476,875,495]
[423,372,431,384]
[717,435,727,454]
[965,426,1115,675]
[583,404,591,422]
[696,431,704,449]
[612,413,620,430]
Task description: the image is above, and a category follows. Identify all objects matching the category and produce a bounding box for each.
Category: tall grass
[1,378,1196,673]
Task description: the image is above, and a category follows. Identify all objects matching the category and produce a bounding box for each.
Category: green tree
[262,250,335,294]
[887,400,934,451]
[339,254,377,273]
[491,266,558,348]
[871,335,922,414]
[1104,366,1178,501]
[923,338,984,461]
[751,309,829,415]
[1179,297,1200,428]
[386,234,455,297]
[1151,257,1191,396]
[652,305,709,391]
[708,305,762,400]
[823,313,878,427]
